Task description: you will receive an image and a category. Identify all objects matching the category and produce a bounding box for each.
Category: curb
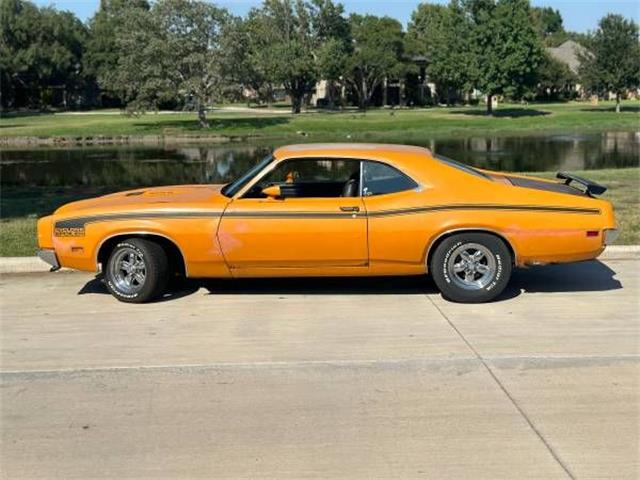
[1,245,639,275]
[598,245,640,259]
[0,257,66,274]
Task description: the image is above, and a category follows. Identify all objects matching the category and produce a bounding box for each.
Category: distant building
[545,40,590,98]
[546,40,587,75]
[546,40,640,100]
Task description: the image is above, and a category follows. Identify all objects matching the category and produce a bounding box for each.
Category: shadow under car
[78,259,621,304]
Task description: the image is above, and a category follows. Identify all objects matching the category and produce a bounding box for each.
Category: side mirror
[261,185,282,198]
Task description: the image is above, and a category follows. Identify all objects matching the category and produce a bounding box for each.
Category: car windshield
[221,154,275,197]
[434,154,492,180]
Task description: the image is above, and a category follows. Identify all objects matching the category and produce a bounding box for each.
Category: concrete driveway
[1,259,639,479]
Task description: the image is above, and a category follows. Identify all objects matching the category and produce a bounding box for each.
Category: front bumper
[37,249,60,271]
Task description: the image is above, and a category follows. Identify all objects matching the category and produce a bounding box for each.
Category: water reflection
[1,131,637,218]
[1,132,637,190]
[429,131,639,172]
[0,145,272,188]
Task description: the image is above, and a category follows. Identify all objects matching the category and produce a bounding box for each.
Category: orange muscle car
[37,143,618,303]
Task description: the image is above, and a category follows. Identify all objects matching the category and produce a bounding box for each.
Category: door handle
[340,206,360,212]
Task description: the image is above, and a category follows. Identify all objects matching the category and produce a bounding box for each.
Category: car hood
[54,184,229,217]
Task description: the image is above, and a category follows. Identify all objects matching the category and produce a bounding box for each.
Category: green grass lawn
[0,217,36,257]
[1,101,638,142]
[1,167,637,257]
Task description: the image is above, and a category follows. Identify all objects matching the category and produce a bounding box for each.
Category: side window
[243,158,361,198]
[362,161,418,196]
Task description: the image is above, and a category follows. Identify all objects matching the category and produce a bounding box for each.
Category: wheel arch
[96,232,187,277]
[425,228,517,272]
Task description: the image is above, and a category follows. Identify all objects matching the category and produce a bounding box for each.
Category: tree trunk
[382,77,388,107]
[266,86,274,108]
[360,78,368,111]
[615,93,621,113]
[291,95,302,114]
[487,94,493,116]
[197,103,209,128]
[327,80,335,110]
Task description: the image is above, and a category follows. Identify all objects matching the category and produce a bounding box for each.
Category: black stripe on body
[53,204,600,232]
[55,211,223,229]
[367,204,600,217]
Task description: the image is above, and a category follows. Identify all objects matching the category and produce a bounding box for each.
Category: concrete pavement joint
[1,353,638,378]
[426,294,577,480]
[0,357,480,378]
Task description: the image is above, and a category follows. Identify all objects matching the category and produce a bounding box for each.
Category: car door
[217,157,368,275]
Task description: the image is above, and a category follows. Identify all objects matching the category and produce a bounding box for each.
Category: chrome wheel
[109,247,146,295]
[447,243,496,291]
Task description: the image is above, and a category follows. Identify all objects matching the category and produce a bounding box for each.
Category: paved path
[1,259,639,479]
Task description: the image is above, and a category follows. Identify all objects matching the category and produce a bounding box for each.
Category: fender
[94,230,188,274]
[423,227,518,270]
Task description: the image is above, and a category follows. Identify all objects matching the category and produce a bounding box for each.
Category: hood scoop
[124,190,176,197]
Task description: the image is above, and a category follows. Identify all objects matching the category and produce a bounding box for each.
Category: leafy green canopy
[239,0,348,113]
[83,0,150,104]
[105,0,229,126]
[406,1,473,105]
[579,14,640,112]
[466,0,544,113]
[1,0,87,109]
[347,14,406,109]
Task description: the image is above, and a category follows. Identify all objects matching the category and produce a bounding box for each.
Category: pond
[1,131,638,219]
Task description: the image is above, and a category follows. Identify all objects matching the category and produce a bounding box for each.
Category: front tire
[430,233,512,303]
[105,238,169,303]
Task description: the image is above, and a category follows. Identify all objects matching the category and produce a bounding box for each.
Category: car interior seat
[341,171,360,197]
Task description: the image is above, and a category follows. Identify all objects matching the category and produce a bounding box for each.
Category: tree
[0,0,87,110]
[545,31,589,48]
[84,0,150,106]
[221,15,275,105]
[316,37,350,108]
[106,0,229,127]
[245,0,347,114]
[406,1,473,105]
[312,0,351,108]
[244,0,316,114]
[531,7,563,43]
[1,0,40,109]
[36,7,87,107]
[536,53,577,101]
[346,14,405,109]
[466,0,544,115]
[579,14,640,113]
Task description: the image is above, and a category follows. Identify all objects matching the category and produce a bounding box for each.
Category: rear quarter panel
[365,156,615,271]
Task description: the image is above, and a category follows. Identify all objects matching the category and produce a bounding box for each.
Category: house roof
[546,40,588,74]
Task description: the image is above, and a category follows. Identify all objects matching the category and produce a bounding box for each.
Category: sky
[33,0,640,33]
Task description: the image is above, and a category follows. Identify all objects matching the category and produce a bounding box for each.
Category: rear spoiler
[556,171,607,196]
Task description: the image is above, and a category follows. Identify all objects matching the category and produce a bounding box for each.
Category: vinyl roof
[274,143,432,159]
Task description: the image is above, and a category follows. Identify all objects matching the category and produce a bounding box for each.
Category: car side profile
[37,143,618,303]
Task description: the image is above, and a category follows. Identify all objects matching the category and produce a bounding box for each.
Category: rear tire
[429,233,512,303]
[105,238,169,303]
